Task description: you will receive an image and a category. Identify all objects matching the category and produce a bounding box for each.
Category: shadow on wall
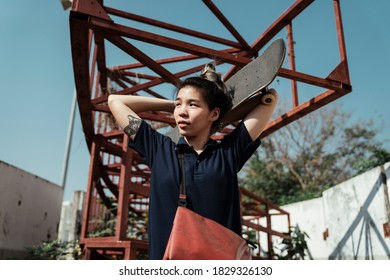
[328,165,390,259]
[277,162,390,260]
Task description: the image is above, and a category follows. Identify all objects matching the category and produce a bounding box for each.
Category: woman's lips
[178,121,189,129]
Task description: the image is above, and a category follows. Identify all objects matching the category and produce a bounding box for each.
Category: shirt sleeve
[222,121,261,172]
[127,120,168,167]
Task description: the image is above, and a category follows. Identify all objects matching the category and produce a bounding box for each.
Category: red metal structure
[69,0,351,259]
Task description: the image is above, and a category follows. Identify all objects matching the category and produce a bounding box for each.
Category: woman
[108,64,278,259]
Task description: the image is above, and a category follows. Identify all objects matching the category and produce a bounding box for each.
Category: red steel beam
[69,13,94,148]
[110,48,240,71]
[88,18,251,66]
[261,88,348,139]
[224,0,315,80]
[202,0,250,50]
[286,22,299,107]
[104,6,243,49]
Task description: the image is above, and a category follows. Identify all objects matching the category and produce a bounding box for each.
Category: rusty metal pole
[116,134,132,240]
[60,89,77,190]
[80,136,101,242]
[333,0,350,82]
[286,22,299,107]
[265,204,273,259]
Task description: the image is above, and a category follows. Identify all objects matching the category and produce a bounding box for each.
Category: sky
[0,0,389,202]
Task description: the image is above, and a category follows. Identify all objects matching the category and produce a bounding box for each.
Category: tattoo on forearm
[123,115,141,137]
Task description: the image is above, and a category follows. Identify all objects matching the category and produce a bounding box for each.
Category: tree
[239,104,390,205]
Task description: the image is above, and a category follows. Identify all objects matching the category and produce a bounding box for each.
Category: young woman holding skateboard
[108,64,278,259]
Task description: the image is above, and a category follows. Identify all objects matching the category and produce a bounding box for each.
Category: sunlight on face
[174,86,218,140]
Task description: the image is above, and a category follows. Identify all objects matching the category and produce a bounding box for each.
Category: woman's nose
[178,105,188,116]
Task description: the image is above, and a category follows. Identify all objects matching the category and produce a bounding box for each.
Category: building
[58,190,85,242]
[0,160,63,259]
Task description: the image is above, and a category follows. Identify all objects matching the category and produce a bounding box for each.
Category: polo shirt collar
[176,137,219,153]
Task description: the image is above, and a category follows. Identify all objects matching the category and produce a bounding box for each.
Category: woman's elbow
[108,94,122,112]
[107,94,116,107]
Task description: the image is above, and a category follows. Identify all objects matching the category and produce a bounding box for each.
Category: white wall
[273,162,390,260]
[277,197,328,259]
[0,161,63,259]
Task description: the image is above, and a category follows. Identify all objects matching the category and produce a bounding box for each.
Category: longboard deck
[222,38,286,126]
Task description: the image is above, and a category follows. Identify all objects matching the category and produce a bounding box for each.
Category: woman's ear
[211,107,220,121]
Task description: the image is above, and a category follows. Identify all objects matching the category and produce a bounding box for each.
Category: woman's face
[174,85,219,138]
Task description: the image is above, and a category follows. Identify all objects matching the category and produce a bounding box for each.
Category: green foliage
[240,105,389,205]
[87,199,148,239]
[128,211,148,239]
[241,152,304,205]
[84,199,149,259]
[88,215,116,238]
[273,226,309,260]
[338,122,390,175]
[25,239,81,260]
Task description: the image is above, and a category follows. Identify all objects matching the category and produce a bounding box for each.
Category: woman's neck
[184,134,210,154]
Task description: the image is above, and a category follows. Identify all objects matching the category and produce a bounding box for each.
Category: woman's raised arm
[108,95,175,139]
[243,88,278,141]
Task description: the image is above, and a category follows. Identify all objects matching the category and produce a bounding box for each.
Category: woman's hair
[176,63,234,131]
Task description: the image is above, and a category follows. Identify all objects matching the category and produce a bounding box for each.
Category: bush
[25,239,82,260]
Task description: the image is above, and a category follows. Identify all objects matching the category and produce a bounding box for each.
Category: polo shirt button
[196,160,200,163]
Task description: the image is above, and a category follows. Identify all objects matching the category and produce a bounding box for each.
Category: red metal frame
[69,0,352,259]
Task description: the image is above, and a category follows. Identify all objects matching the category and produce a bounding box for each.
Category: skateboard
[221,38,286,126]
[165,38,285,142]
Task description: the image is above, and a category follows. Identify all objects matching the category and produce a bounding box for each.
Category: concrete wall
[58,190,85,242]
[271,162,390,260]
[273,197,328,259]
[0,161,63,259]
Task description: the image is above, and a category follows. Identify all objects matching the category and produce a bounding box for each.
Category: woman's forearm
[108,94,174,113]
[108,94,175,130]
[243,88,278,141]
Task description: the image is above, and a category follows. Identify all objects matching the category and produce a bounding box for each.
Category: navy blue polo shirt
[128,120,261,259]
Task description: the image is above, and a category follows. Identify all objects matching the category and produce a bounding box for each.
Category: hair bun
[200,63,220,83]
[199,63,234,104]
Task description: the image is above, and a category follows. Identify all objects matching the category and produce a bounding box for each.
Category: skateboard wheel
[260,93,275,105]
